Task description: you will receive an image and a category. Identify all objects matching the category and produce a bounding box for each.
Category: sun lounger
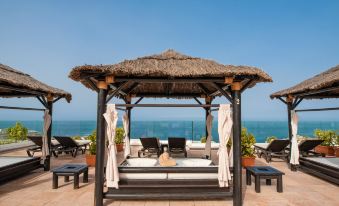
[54,136,90,158]
[254,139,290,163]
[138,137,162,157]
[26,136,60,157]
[168,137,187,157]
[298,139,324,157]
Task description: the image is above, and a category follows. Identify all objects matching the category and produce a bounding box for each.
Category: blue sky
[0,0,338,121]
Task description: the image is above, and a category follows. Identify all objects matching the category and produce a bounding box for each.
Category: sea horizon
[1,120,338,143]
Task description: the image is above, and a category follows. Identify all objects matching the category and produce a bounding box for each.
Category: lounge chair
[138,137,162,157]
[254,139,290,163]
[298,139,324,157]
[26,136,60,157]
[168,137,187,157]
[54,136,90,158]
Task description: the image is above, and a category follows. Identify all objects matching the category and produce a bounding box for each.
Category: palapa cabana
[69,49,272,206]
[0,63,71,171]
[270,65,339,172]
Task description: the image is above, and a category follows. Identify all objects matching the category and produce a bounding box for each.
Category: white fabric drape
[204,113,213,158]
[123,112,130,158]
[228,131,234,167]
[104,104,119,188]
[290,110,299,165]
[42,110,51,160]
[217,104,233,187]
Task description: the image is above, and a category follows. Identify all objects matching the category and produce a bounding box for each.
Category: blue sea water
[0,120,338,143]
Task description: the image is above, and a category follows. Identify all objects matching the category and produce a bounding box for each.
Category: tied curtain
[204,113,213,158]
[123,112,130,158]
[104,104,119,188]
[290,110,299,165]
[42,110,51,160]
[218,104,233,187]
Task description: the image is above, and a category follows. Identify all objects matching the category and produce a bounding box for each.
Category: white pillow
[126,158,157,167]
[182,159,212,167]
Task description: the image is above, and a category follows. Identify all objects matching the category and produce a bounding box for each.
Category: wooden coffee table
[245,166,284,193]
[52,164,88,189]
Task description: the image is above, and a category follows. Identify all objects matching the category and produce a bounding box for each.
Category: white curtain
[218,104,233,187]
[204,113,213,158]
[290,110,299,165]
[104,104,119,188]
[42,110,51,160]
[123,112,130,158]
[228,131,234,167]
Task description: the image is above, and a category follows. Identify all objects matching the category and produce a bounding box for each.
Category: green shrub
[87,130,96,155]
[266,136,277,143]
[241,127,256,157]
[200,136,206,143]
[6,122,28,142]
[115,127,124,144]
[314,129,337,146]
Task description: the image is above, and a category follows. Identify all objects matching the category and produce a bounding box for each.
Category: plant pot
[335,147,339,157]
[116,144,124,152]
[86,154,96,167]
[242,156,255,167]
[315,145,335,156]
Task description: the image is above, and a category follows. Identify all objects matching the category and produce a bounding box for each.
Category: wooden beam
[124,82,139,94]
[114,104,220,108]
[129,93,203,98]
[85,78,99,92]
[296,107,339,112]
[295,85,339,98]
[277,97,287,105]
[52,96,63,104]
[240,80,254,93]
[114,77,226,83]
[106,81,129,103]
[196,83,210,95]
[210,85,230,97]
[36,96,48,108]
[193,97,203,105]
[134,97,144,104]
[209,82,232,102]
[109,84,127,96]
[292,97,304,109]
[0,105,45,111]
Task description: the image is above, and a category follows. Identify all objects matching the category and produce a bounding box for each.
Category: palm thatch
[69,49,272,99]
[0,63,72,102]
[271,65,339,99]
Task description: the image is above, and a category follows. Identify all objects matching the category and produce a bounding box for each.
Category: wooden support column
[126,96,132,139]
[286,96,297,171]
[205,97,212,159]
[44,94,53,171]
[94,81,108,206]
[231,82,242,206]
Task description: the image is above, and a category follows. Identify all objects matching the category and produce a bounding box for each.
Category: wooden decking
[0,147,338,206]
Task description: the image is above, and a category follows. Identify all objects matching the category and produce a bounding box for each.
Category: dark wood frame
[86,75,248,206]
[299,157,339,185]
[0,156,43,183]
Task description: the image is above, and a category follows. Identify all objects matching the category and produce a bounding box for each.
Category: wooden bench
[245,166,284,193]
[52,164,88,189]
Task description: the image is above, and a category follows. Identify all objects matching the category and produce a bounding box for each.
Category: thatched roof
[271,65,339,99]
[69,49,272,99]
[0,63,72,102]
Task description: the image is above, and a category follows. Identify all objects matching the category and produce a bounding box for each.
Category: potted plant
[115,127,124,152]
[241,127,256,167]
[335,132,339,157]
[85,130,96,167]
[314,129,336,156]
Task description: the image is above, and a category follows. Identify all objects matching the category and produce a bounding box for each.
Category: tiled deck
[0,147,338,206]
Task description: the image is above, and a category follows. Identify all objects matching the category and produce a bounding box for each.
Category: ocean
[0,120,338,143]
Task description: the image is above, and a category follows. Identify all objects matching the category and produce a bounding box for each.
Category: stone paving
[0,147,338,206]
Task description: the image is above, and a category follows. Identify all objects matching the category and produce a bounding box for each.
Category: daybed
[299,157,339,185]
[105,158,233,200]
[0,156,42,183]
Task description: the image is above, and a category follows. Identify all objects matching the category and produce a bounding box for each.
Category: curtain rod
[0,105,45,111]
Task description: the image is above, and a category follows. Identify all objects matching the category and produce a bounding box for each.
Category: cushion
[126,158,157,167]
[168,173,218,180]
[120,173,167,180]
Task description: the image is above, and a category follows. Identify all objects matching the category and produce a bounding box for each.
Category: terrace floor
[0,147,338,206]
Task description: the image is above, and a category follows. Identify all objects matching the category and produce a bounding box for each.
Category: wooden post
[231,82,242,206]
[45,95,53,171]
[205,97,211,159]
[286,96,297,171]
[126,96,132,139]
[94,81,108,206]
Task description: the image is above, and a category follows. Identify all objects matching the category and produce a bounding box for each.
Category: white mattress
[0,156,35,168]
[168,173,218,180]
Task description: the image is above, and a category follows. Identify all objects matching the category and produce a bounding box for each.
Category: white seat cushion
[120,173,167,180]
[168,173,218,180]
[126,158,157,167]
